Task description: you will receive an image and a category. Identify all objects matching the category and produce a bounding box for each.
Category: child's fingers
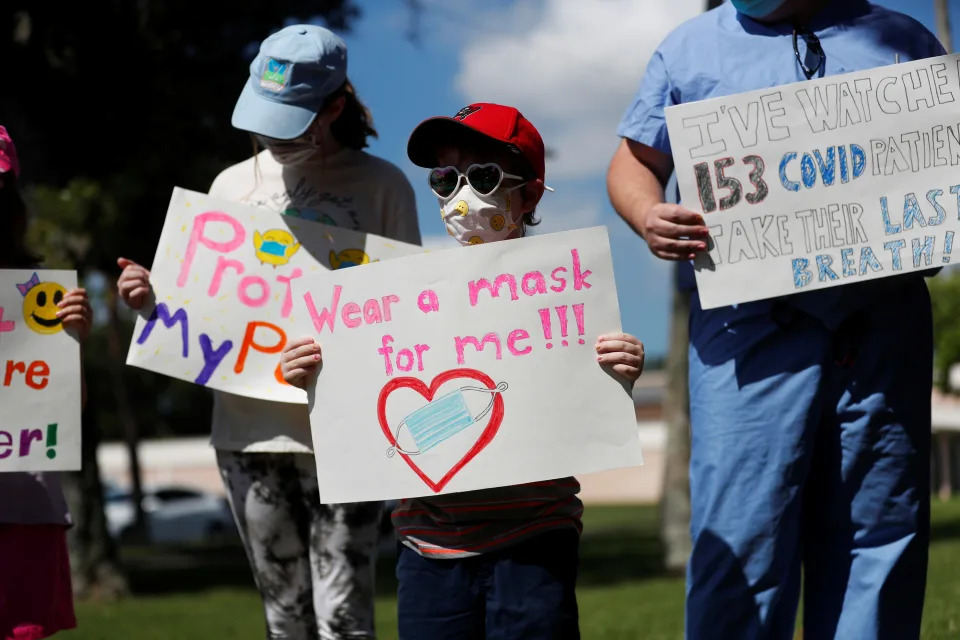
[284,335,317,353]
[56,304,89,319]
[118,280,148,298]
[118,267,150,284]
[58,292,89,308]
[597,331,637,343]
[60,313,89,326]
[117,277,147,295]
[284,354,322,373]
[282,344,322,365]
[595,339,644,357]
[611,363,641,381]
[596,350,644,370]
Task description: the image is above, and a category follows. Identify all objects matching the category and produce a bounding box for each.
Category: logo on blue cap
[260,58,290,92]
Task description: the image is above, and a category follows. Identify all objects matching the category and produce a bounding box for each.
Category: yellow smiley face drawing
[454,200,469,216]
[21,279,67,335]
[490,214,506,231]
[468,236,484,245]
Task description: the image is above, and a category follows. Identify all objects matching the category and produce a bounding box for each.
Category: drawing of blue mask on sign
[259,240,287,257]
[386,382,508,458]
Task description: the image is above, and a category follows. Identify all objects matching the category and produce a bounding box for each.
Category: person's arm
[606,139,709,261]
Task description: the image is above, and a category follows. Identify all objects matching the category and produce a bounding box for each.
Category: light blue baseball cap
[232,25,347,140]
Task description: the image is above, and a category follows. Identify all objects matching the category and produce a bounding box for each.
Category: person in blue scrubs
[607,1,944,638]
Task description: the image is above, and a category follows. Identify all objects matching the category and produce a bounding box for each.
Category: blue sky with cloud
[333,0,958,359]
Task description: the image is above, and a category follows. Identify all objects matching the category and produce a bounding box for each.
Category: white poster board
[665,53,960,309]
[0,269,81,472]
[125,187,422,403]
[292,227,642,503]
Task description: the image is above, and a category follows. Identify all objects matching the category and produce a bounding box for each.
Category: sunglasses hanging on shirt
[793,25,825,80]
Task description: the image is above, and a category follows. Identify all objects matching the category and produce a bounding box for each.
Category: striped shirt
[392,478,583,558]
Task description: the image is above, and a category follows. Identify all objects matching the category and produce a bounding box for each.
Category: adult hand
[595,332,645,384]
[58,288,92,341]
[117,257,152,310]
[280,336,323,390]
[643,203,710,261]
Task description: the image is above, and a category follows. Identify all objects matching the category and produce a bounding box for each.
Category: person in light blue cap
[607,1,944,638]
[118,23,420,640]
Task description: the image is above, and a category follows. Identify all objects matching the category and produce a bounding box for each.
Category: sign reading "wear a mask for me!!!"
[291,226,642,503]
[125,187,421,403]
[666,52,960,309]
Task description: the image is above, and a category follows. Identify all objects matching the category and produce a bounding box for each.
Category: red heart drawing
[377,368,505,493]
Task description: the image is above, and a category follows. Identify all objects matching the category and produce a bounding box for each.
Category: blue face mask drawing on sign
[259,240,288,257]
[730,0,786,18]
[386,382,509,458]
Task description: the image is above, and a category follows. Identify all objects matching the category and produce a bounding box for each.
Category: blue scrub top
[618,0,945,324]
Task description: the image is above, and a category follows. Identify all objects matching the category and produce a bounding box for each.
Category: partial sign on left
[0,269,81,472]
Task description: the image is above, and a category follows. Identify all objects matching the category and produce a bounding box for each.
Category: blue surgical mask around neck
[730,0,787,19]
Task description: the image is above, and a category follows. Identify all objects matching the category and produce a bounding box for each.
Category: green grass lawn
[62,500,960,639]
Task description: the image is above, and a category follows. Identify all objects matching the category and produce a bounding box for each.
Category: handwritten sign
[666,53,960,309]
[292,227,642,503]
[125,187,422,402]
[0,269,81,472]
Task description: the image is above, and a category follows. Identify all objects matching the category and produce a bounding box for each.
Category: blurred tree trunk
[660,275,692,571]
[105,287,148,542]
[62,395,129,599]
[935,0,953,53]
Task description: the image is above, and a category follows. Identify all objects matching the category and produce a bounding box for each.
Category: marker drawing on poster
[125,187,422,402]
[0,269,82,472]
[665,53,960,309]
[291,226,643,504]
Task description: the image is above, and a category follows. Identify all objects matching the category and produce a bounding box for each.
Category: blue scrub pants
[685,280,931,640]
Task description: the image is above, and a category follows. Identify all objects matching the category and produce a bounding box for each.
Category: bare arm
[606,139,709,261]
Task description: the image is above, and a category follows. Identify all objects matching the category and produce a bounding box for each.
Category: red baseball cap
[407,103,546,183]
[0,126,20,179]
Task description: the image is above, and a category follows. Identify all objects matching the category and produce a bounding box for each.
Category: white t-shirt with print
[207,149,421,453]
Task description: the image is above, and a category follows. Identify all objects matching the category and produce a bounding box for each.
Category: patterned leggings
[217,451,382,640]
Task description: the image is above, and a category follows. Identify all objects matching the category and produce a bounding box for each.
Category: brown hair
[0,177,41,268]
[325,79,378,150]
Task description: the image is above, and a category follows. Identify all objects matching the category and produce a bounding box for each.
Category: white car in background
[104,483,237,545]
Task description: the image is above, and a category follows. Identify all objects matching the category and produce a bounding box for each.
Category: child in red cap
[282,104,644,639]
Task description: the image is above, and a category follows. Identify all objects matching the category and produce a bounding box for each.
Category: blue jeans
[686,280,932,640]
[396,529,580,639]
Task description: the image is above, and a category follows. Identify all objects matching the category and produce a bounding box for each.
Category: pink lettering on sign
[550,267,567,293]
[538,305,584,348]
[521,271,547,296]
[342,302,363,329]
[455,333,502,364]
[276,268,303,318]
[178,212,246,287]
[467,249,591,306]
[417,289,440,313]
[304,286,342,334]
[208,256,244,296]
[303,287,401,333]
[378,335,430,376]
[507,329,532,356]
[0,307,15,334]
[238,275,270,307]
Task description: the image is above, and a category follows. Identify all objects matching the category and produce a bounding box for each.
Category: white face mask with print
[259,134,321,166]
[440,184,520,246]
